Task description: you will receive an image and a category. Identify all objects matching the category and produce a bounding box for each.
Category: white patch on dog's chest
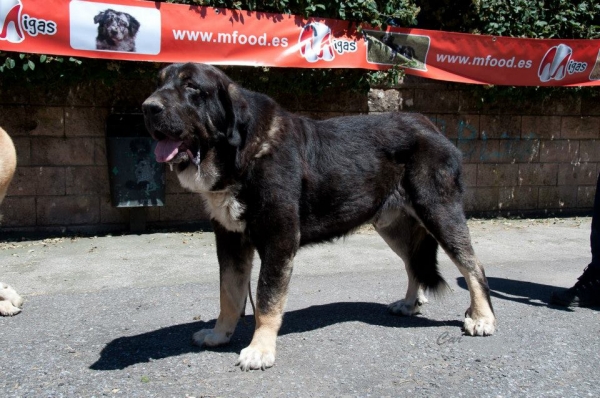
[177,157,219,193]
[174,150,246,232]
[202,189,246,233]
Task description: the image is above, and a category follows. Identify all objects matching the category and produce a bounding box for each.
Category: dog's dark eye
[185,83,200,92]
[185,83,208,99]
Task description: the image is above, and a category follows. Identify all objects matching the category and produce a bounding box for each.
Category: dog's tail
[408,231,449,294]
[376,212,449,294]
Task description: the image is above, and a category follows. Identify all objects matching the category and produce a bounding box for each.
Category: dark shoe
[551,266,600,307]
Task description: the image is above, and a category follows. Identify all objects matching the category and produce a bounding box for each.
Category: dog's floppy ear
[220,83,251,147]
[128,15,141,36]
[94,11,107,25]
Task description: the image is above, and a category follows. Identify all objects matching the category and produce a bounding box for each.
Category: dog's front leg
[193,225,254,347]
[237,234,297,371]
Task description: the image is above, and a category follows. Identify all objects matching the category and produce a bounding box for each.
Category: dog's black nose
[142,99,164,116]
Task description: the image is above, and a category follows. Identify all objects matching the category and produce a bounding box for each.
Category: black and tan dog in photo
[94,9,140,52]
[381,33,416,61]
[0,127,24,316]
[142,63,496,370]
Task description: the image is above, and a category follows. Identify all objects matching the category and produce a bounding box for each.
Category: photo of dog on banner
[68,1,160,55]
[365,30,429,71]
[94,8,140,52]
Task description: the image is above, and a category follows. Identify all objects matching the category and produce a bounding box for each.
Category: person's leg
[551,173,600,307]
[588,172,600,269]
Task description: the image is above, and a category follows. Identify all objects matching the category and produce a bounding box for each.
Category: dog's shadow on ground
[456,277,574,311]
[90,301,461,371]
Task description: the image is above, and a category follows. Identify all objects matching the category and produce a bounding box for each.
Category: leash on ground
[248,281,256,317]
[242,281,257,324]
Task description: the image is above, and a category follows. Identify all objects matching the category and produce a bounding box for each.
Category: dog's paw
[12,294,24,309]
[236,344,276,371]
[388,299,422,316]
[416,289,428,305]
[192,328,231,347]
[0,283,23,316]
[0,301,22,316]
[463,309,496,336]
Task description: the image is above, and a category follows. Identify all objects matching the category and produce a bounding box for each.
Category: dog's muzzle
[142,97,201,168]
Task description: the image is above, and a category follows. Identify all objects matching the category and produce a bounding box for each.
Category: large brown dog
[0,127,16,221]
[0,127,23,316]
[142,63,496,370]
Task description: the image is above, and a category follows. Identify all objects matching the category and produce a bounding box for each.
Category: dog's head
[381,33,395,46]
[94,9,140,42]
[142,63,251,178]
[399,45,416,60]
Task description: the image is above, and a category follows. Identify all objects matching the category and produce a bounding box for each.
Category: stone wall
[370,77,598,217]
[0,75,597,233]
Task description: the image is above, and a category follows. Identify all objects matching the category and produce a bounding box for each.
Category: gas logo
[0,0,24,43]
[538,44,587,82]
[298,22,357,63]
[0,0,56,43]
[299,22,335,63]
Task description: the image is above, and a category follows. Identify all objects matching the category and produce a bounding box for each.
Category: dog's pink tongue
[154,139,183,163]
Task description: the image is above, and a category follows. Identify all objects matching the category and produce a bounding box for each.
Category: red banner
[1,0,600,86]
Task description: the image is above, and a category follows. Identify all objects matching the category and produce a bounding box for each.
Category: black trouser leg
[589,172,600,269]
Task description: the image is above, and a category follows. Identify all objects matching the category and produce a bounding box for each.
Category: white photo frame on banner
[69,1,161,55]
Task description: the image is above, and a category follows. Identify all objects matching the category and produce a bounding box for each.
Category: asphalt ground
[0,217,599,397]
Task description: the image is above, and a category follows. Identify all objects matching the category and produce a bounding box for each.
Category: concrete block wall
[369,79,598,216]
[0,75,596,233]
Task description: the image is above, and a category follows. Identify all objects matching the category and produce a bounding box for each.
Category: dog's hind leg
[405,162,496,336]
[192,223,254,347]
[374,210,446,316]
[420,207,495,336]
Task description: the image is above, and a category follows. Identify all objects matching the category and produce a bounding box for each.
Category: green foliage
[416,0,600,39]
[0,52,163,88]
[0,52,83,74]
[476,0,600,39]
[415,0,480,32]
[163,0,419,28]
[223,65,371,94]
